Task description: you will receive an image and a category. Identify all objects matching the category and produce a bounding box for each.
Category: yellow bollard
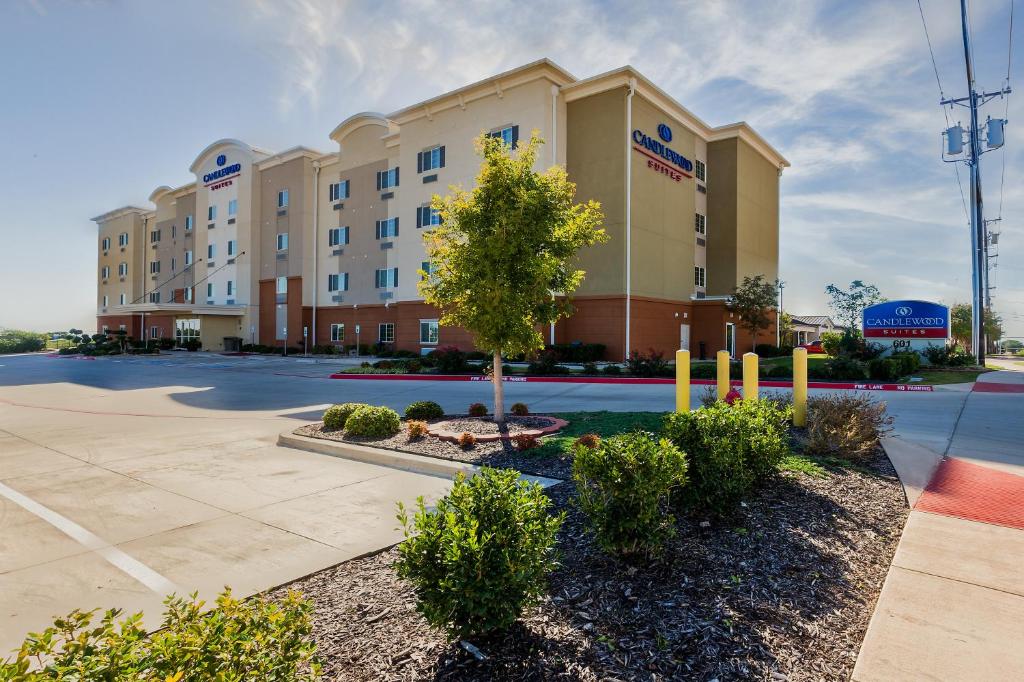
[743,352,759,401]
[675,349,690,412]
[793,347,808,426]
[716,350,730,401]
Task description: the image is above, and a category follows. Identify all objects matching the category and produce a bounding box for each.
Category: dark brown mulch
[294,421,572,480]
[272,450,906,681]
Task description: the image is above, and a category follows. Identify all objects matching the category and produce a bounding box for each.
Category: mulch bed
[430,415,556,436]
[272,449,906,681]
[294,419,574,480]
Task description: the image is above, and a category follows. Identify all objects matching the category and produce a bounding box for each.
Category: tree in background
[825,280,885,332]
[778,311,795,347]
[729,275,778,348]
[952,302,1004,351]
[0,329,46,354]
[420,132,606,423]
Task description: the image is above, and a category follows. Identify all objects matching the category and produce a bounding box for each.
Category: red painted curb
[972,382,1024,393]
[327,373,933,392]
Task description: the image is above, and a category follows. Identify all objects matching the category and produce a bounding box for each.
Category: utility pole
[940,0,1011,365]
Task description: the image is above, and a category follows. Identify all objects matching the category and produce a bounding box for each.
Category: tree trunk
[492,350,505,424]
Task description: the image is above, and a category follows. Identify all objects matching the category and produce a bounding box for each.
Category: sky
[0,0,1021,338]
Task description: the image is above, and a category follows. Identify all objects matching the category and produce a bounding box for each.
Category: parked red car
[799,341,824,354]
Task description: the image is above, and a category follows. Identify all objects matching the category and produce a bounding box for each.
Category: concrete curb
[880,435,944,507]
[278,431,563,488]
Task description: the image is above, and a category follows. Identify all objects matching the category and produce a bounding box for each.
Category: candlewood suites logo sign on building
[632,123,693,182]
[203,154,241,190]
[862,300,950,339]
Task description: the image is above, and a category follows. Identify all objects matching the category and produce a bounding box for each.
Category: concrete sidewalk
[854,369,1024,681]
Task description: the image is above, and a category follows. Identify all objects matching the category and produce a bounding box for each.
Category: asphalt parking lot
[0,351,983,651]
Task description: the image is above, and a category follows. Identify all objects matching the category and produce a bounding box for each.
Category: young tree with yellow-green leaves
[419,132,606,423]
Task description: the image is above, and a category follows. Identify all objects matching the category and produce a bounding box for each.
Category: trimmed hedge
[344,405,401,437]
[323,402,368,430]
[405,400,444,420]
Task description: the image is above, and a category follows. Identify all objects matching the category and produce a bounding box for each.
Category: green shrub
[510,402,529,416]
[468,402,488,417]
[429,345,467,373]
[662,399,791,514]
[767,364,792,378]
[601,364,622,375]
[806,393,893,461]
[890,351,921,375]
[344,405,401,437]
[0,589,319,680]
[0,329,46,354]
[868,357,901,381]
[625,348,669,377]
[582,362,599,374]
[573,432,688,558]
[322,402,368,430]
[924,344,976,367]
[527,351,570,375]
[811,356,867,380]
[690,363,717,379]
[544,343,606,363]
[395,468,563,637]
[820,331,843,357]
[405,400,444,420]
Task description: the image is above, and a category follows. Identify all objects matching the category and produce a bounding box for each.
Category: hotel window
[150,326,160,339]
[184,287,192,302]
[376,167,399,190]
[694,266,706,288]
[227,239,236,256]
[207,243,215,259]
[330,323,345,342]
[172,225,176,238]
[378,322,395,343]
[185,215,194,230]
[118,262,128,276]
[119,324,127,332]
[276,276,287,294]
[149,292,160,303]
[208,205,217,221]
[420,260,432,281]
[695,160,707,183]
[228,199,237,216]
[328,226,349,246]
[416,205,441,228]
[227,280,234,296]
[185,250,193,265]
[489,125,520,149]
[118,232,128,247]
[277,233,289,251]
[375,267,398,289]
[278,189,289,208]
[207,282,215,299]
[329,180,349,202]
[102,295,108,307]
[695,213,706,235]
[119,293,126,305]
[375,218,399,239]
[327,272,349,292]
[101,236,111,251]
[101,265,110,279]
[150,229,161,243]
[419,319,439,345]
[417,145,445,173]
[150,261,160,274]
[102,325,109,334]
[171,257,176,271]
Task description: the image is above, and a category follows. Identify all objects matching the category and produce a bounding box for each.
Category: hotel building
[94,59,787,360]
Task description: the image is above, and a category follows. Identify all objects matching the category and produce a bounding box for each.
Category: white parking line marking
[0,480,178,594]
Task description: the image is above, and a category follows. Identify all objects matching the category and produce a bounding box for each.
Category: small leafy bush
[805,393,894,462]
[690,363,717,379]
[573,432,688,558]
[811,356,868,381]
[429,345,467,373]
[458,432,477,448]
[511,433,539,450]
[924,344,976,367]
[574,433,601,449]
[465,350,489,361]
[405,400,444,420]
[323,402,368,430]
[820,331,843,357]
[0,589,319,680]
[626,348,669,377]
[527,351,570,375]
[344,405,401,437]
[407,420,429,439]
[395,467,563,637]
[868,357,901,381]
[404,359,422,374]
[601,364,622,375]
[582,362,599,375]
[510,402,529,416]
[767,364,792,378]
[468,402,488,417]
[662,399,791,514]
[544,343,606,363]
[699,385,719,408]
[890,351,921,375]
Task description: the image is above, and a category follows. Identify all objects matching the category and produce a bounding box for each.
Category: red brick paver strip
[916,457,1024,530]
[972,382,1024,393]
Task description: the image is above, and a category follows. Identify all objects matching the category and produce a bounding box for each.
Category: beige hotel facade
[94,59,787,360]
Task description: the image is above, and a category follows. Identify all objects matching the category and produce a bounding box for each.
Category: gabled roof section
[387,58,576,125]
[329,112,390,144]
[90,206,150,224]
[188,138,272,173]
[148,185,174,203]
[792,315,835,327]
[255,145,330,170]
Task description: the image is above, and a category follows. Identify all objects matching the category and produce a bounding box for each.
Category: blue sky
[1,0,1021,337]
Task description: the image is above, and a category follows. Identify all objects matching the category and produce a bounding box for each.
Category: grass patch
[778,453,829,478]
[535,411,666,459]
[911,368,991,385]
